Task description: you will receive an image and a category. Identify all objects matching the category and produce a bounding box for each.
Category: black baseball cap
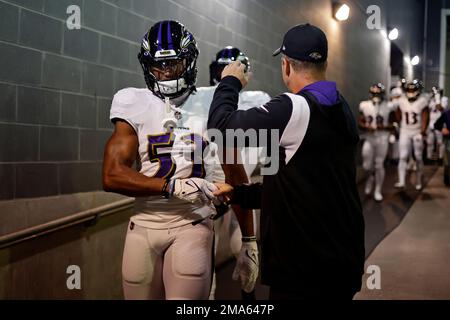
[273,23,328,63]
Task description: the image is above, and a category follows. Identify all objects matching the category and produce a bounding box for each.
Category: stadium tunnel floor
[356,166,450,300]
[214,164,445,300]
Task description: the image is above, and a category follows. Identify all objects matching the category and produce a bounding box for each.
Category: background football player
[394,80,430,190]
[359,83,396,202]
[388,86,404,163]
[427,86,448,163]
[434,108,450,186]
[102,20,256,300]
[182,46,270,299]
[208,47,271,187]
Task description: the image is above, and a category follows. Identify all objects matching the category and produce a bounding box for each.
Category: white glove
[169,178,218,204]
[388,134,396,144]
[232,240,259,293]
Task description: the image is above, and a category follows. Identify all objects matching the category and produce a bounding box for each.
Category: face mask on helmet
[148,59,190,103]
[406,90,418,100]
[138,20,199,105]
[405,81,422,101]
[209,47,250,85]
[369,84,385,103]
[150,59,186,81]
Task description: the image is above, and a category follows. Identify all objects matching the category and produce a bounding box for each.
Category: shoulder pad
[110,87,162,125]
[359,100,370,110]
[181,86,216,117]
[239,91,271,110]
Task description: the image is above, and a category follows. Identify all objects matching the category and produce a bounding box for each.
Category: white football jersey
[181,86,270,114]
[239,90,271,110]
[359,100,395,137]
[182,86,271,176]
[397,95,429,133]
[429,96,448,129]
[110,87,221,229]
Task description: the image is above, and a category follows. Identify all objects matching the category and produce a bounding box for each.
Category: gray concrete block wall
[0,0,423,200]
[423,0,450,92]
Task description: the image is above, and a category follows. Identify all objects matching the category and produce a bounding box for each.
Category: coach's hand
[233,240,259,293]
[213,182,233,202]
[221,61,249,88]
[169,178,217,204]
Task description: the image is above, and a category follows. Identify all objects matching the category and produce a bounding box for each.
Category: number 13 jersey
[110,87,220,229]
[396,95,429,134]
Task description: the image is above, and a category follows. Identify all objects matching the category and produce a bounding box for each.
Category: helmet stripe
[157,22,163,51]
[167,21,173,50]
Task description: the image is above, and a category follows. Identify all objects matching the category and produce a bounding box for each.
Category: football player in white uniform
[434,109,450,186]
[394,80,430,190]
[359,83,396,202]
[102,21,256,300]
[211,48,271,177]
[183,46,270,299]
[427,86,448,162]
[388,86,404,162]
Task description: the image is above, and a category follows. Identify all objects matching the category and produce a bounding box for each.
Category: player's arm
[383,111,397,132]
[395,107,402,123]
[421,107,429,135]
[102,120,166,197]
[434,112,450,136]
[434,112,446,131]
[220,148,259,294]
[358,111,374,133]
[357,112,367,131]
[221,148,255,237]
[383,102,399,131]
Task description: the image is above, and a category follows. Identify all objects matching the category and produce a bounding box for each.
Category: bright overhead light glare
[380,30,387,38]
[388,28,399,40]
[411,55,420,66]
[334,3,350,21]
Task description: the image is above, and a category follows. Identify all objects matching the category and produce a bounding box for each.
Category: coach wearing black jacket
[208,24,365,300]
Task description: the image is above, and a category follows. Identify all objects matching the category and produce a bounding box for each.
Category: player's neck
[289,73,327,93]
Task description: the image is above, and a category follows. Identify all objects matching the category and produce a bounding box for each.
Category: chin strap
[165,97,171,113]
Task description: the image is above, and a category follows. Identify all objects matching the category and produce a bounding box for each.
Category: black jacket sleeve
[434,112,447,131]
[230,183,262,209]
[207,76,293,137]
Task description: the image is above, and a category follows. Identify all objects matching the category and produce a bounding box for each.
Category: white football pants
[427,129,444,160]
[362,134,389,194]
[398,131,424,186]
[122,219,214,300]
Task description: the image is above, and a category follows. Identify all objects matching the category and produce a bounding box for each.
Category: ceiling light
[333,3,350,21]
[411,55,420,66]
[388,28,399,40]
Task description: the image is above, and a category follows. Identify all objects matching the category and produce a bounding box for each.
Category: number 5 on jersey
[147,133,207,179]
[148,133,176,179]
